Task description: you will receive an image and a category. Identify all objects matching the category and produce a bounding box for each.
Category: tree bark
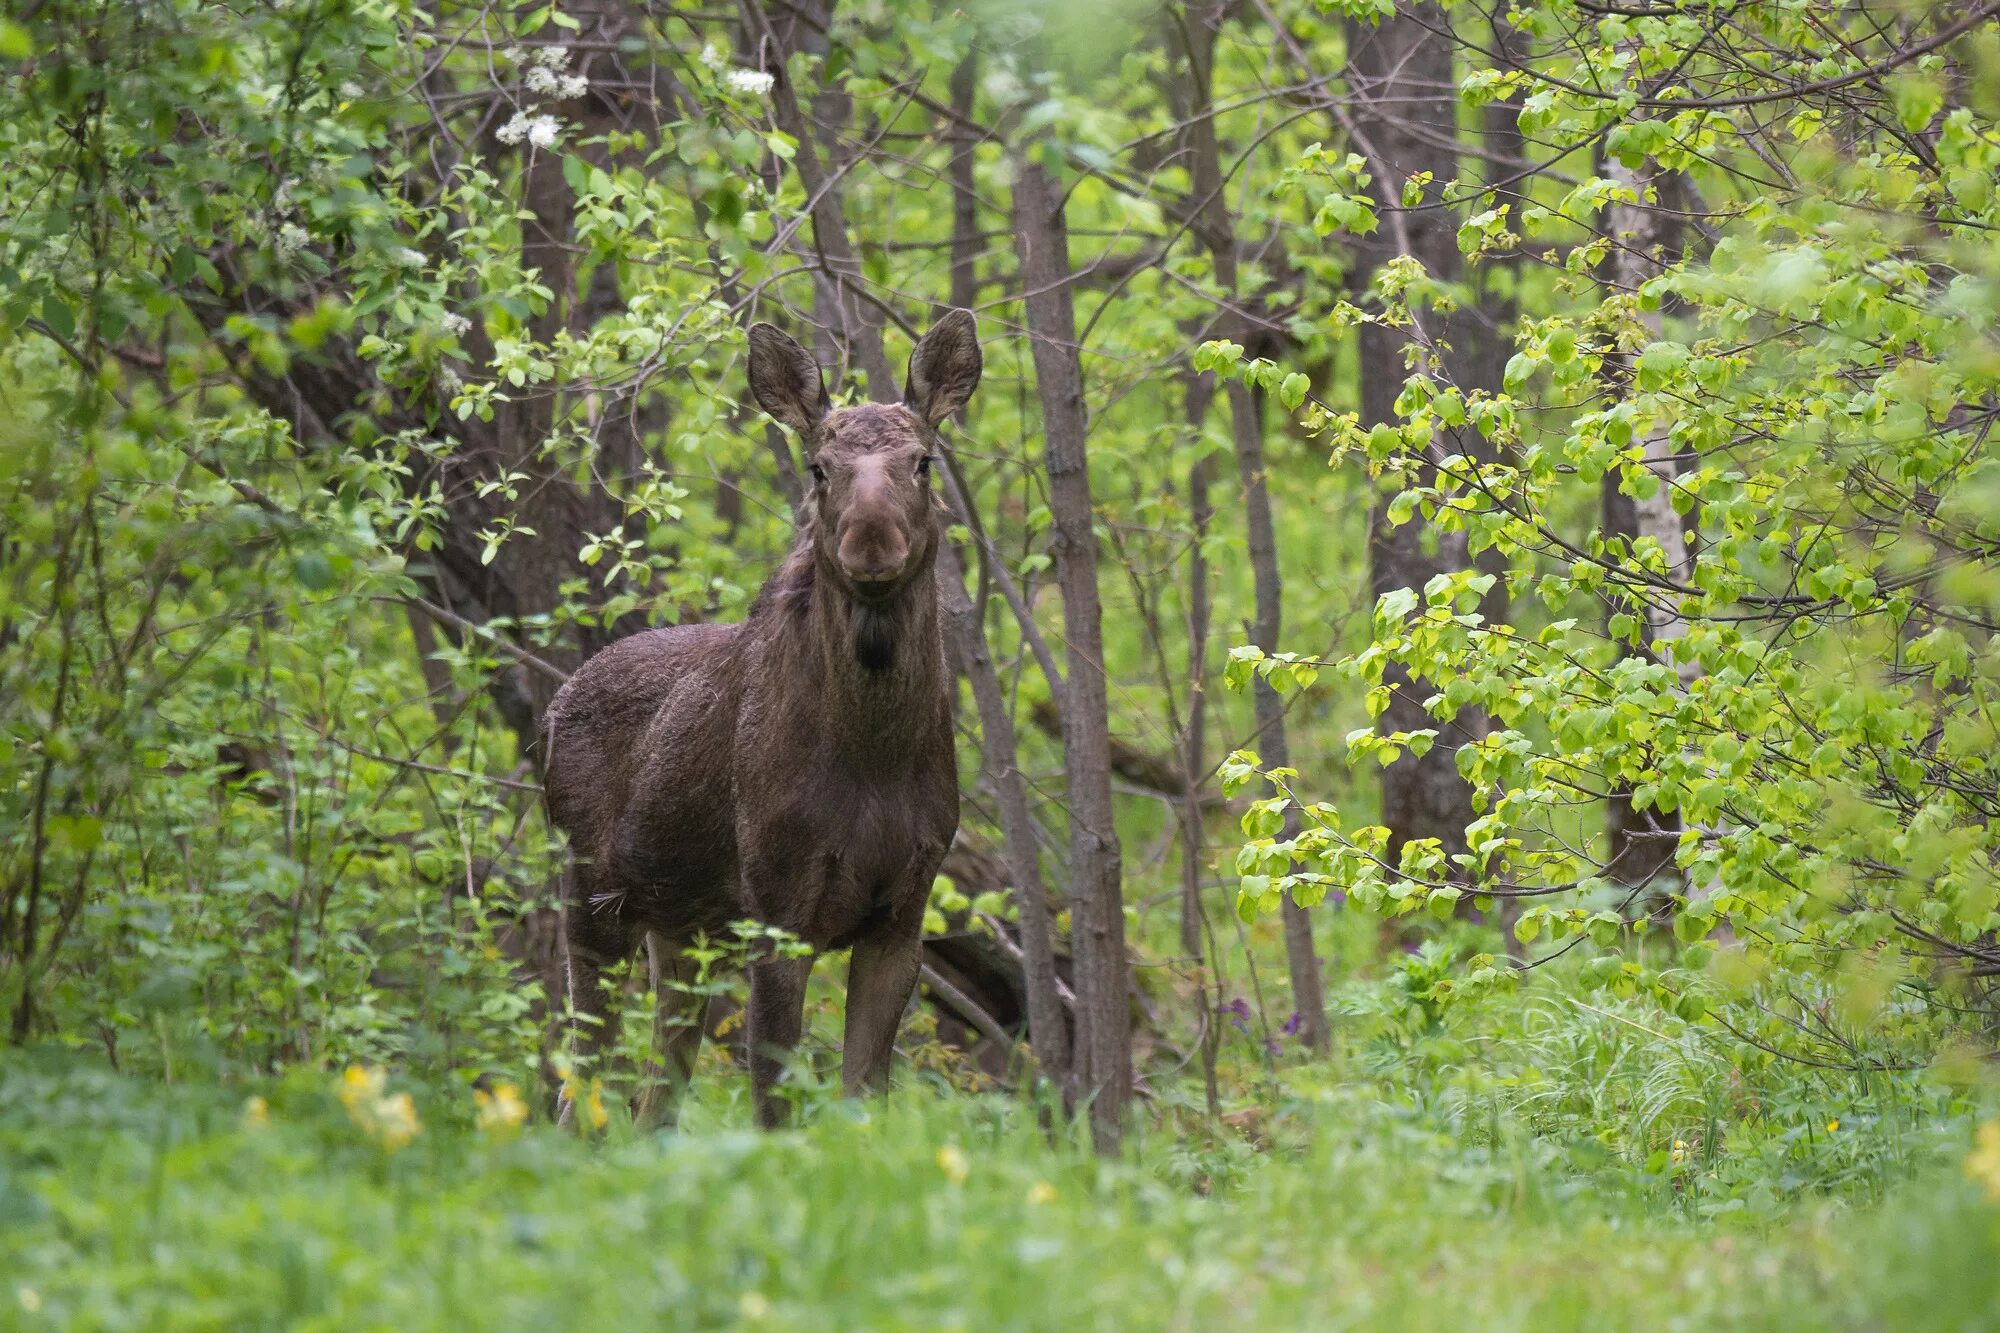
[946,53,982,320]
[1180,2,1329,1050]
[929,60,1069,1085]
[1180,375,1216,962]
[744,0,899,401]
[1181,370,1223,1119]
[1012,151,1132,1150]
[938,539,1073,1084]
[1346,4,1489,886]
[1602,159,1694,903]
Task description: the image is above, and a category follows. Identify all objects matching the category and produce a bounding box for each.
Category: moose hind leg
[633,932,706,1129]
[556,897,633,1128]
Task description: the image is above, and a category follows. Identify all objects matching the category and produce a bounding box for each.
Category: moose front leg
[747,952,812,1128]
[557,895,633,1129]
[841,907,924,1099]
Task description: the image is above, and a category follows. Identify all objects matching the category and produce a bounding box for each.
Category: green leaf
[40,293,74,341]
[1635,341,1688,392]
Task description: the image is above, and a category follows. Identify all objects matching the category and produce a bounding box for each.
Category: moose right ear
[746,323,831,435]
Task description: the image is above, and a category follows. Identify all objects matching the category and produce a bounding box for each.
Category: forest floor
[5,980,1999,1332]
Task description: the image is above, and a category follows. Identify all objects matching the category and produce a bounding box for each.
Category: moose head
[747,311,982,603]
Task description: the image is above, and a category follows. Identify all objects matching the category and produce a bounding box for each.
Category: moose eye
[915,454,933,478]
[810,462,827,487]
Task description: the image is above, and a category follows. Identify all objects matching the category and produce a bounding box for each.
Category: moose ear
[904,308,982,427]
[747,323,830,435]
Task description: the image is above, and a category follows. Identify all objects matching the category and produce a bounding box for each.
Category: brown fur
[541,312,982,1127]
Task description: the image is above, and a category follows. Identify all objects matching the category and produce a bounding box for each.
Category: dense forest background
[6,0,2000,1324]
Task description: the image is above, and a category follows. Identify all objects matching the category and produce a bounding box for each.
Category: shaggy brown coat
[542,311,982,1127]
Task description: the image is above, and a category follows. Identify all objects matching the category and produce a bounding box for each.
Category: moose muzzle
[836,462,911,585]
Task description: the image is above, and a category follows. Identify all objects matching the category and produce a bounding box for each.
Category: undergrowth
[5,960,1998,1330]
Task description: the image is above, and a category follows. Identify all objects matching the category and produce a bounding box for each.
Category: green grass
[3,1044,1998,1332]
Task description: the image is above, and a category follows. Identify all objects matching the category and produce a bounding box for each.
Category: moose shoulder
[541,311,981,1129]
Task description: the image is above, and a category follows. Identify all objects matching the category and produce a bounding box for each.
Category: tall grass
[4,971,1997,1332]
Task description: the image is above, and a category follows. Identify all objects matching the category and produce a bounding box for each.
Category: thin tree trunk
[1230,383,1328,1047]
[1180,2,1328,1050]
[938,540,1073,1084]
[1346,3,1489,887]
[1469,0,1525,954]
[1602,158,1695,905]
[744,0,898,400]
[1180,376,1216,962]
[946,53,982,319]
[931,60,1068,1085]
[1180,370,1222,1119]
[1012,151,1132,1150]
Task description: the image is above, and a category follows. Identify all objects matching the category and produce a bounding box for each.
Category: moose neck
[809,545,942,715]
[751,514,946,754]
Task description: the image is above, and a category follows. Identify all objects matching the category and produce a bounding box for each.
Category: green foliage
[5,0,2000,1316]
[1221,0,2000,1050]
[4,984,2000,1329]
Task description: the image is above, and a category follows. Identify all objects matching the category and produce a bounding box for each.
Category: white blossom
[525,65,559,95]
[338,80,364,100]
[698,42,726,71]
[526,114,560,149]
[536,44,569,69]
[442,312,472,337]
[395,246,427,269]
[437,366,464,394]
[556,73,589,100]
[502,46,526,65]
[276,223,309,258]
[725,67,775,97]
[497,112,531,145]
[982,66,1025,109]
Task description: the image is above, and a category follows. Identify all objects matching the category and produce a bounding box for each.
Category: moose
[540,311,981,1128]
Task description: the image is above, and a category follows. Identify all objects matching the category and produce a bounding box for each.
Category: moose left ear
[904,308,983,427]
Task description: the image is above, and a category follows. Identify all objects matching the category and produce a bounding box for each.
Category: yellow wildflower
[1026,1181,1057,1206]
[1966,1122,2000,1202]
[1826,1119,1840,1133]
[474,1081,528,1140]
[339,1065,386,1110]
[739,1292,771,1320]
[242,1095,270,1129]
[1670,1139,1689,1165]
[374,1092,421,1151]
[338,1066,422,1151]
[562,1075,610,1133]
[936,1145,969,1185]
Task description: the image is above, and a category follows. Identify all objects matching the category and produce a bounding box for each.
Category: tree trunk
[1182,2,1328,1050]
[744,0,898,401]
[930,61,1069,1085]
[1602,158,1695,904]
[1466,0,1525,952]
[946,53,982,319]
[1181,370,1223,1119]
[938,539,1073,1084]
[1012,151,1132,1150]
[1346,3,1489,886]
[1180,374,1216,962]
